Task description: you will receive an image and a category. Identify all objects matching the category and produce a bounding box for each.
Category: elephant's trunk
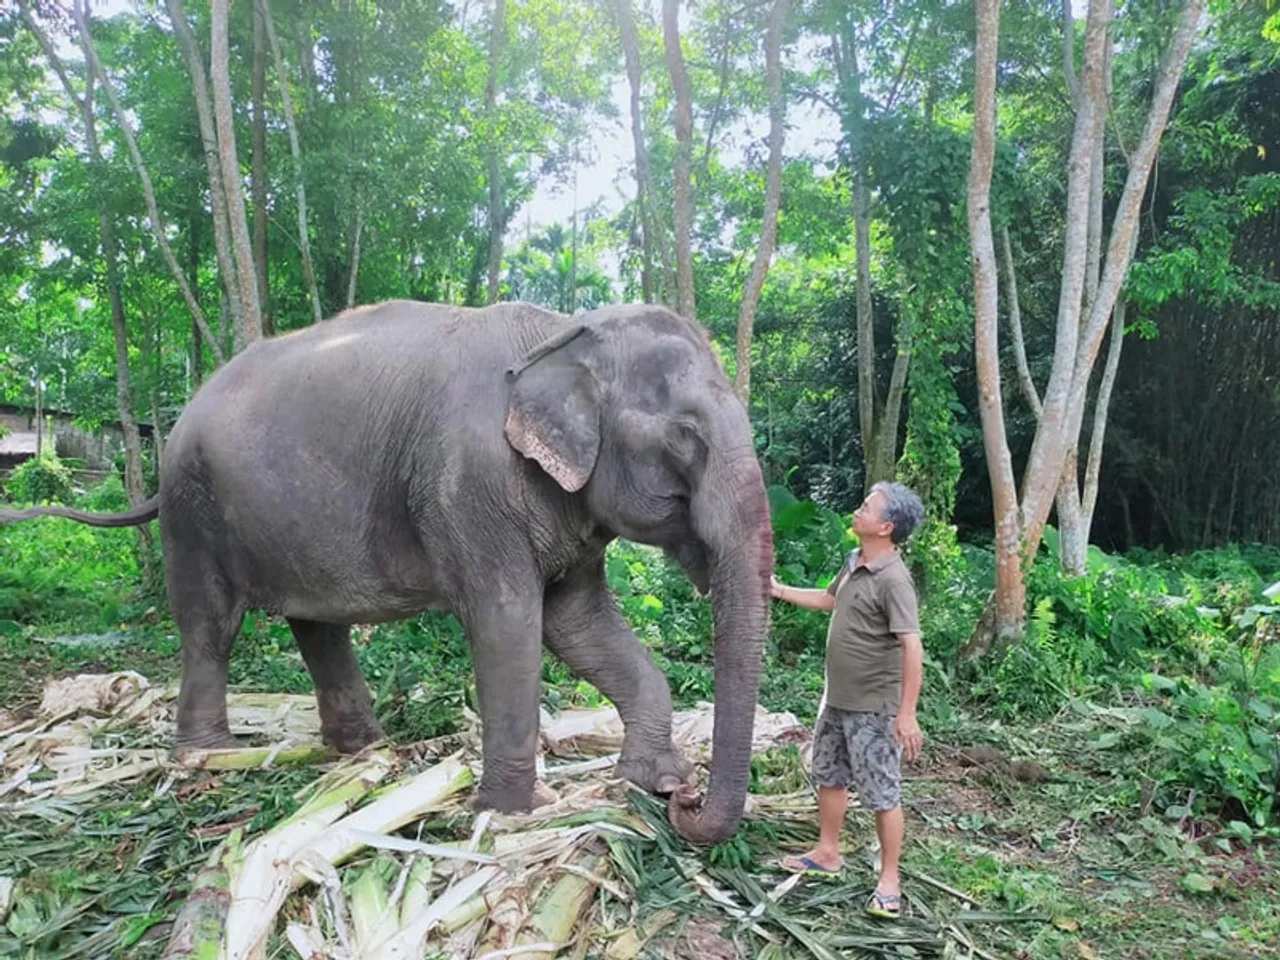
[669,443,773,846]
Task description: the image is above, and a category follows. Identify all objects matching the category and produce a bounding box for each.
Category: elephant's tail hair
[0,495,160,528]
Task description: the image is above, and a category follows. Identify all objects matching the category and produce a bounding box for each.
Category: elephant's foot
[616,745,695,796]
[320,718,385,755]
[170,728,239,764]
[472,781,535,814]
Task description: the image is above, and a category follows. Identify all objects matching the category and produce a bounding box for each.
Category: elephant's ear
[504,325,601,492]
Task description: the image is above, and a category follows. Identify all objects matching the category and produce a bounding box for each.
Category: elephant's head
[504,305,773,845]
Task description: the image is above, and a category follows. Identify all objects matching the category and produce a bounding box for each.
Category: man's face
[852,490,891,541]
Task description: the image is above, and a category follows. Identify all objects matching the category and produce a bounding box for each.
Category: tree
[260,0,322,325]
[252,0,270,334]
[16,0,152,561]
[485,0,508,304]
[662,0,696,321]
[165,0,241,357]
[211,0,263,347]
[965,0,1206,653]
[733,0,788,402]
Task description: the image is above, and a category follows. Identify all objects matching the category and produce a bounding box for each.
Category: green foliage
[4,452,75,505]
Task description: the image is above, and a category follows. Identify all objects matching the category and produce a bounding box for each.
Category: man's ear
[504,326,601,492]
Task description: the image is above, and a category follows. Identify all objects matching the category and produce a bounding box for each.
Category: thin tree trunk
[854,168,877,487]
[1000,225,1042,417]
[869,329,911,484]
[733,0,788,403]
[1064,0,1204,451]
[964,0,1022,655]
[663,0,696,321]
[166,0,242,356]
[252,0,271,335]
[613,0,656,304]
[1016,0,1110,535]
[1062,0,1080,105]
[34,376,43,458]
[211,0,264,348]
[485,0,507,305]
[20,0,152,561]
[1056,32,1112,576]
[147,312,165,474]
[71,2,226,368]
[188,207,203,390]
[1081,296,1124,529]
[346,203,364,308]
[260,0,323,324]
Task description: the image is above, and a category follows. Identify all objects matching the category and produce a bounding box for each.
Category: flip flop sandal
[865,891,901,919]
[778,855,842,878]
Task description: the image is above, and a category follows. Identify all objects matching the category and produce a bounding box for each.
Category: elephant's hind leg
[287,619,384,754]
[543,561,692,794]
[169,564,245,753]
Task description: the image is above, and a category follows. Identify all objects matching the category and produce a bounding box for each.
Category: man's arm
[893,631,925,761]
[770,575,836,612]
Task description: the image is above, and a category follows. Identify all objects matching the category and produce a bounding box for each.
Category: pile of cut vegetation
[1,673,1032,958]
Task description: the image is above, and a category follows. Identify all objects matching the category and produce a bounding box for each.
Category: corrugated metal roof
[0,432,39,456]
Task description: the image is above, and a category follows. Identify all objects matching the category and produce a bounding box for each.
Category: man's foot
[778,852,842,877]
[865,890,901,919]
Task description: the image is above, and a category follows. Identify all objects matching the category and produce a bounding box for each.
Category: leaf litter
[0,672,1042,958]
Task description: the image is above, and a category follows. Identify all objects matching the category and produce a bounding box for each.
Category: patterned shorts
[810,705,902,811]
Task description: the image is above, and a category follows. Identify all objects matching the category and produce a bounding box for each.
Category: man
[770,481,925,919]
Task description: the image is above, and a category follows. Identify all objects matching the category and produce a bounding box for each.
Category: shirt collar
[849,547,898,574]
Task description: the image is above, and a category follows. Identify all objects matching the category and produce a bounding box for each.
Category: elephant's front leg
[543,560,692,794]
[462,580,545,813]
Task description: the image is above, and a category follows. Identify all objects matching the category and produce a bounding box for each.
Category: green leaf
[1180,872,1215,894]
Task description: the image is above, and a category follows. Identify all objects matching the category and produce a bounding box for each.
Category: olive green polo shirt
[822,548,920,714]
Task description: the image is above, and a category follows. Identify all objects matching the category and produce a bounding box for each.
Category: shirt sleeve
[882,573,920,634]
[826,567,849,597]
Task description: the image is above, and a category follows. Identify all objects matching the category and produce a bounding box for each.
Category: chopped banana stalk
[365,865,501,960]
[220,753,395,960]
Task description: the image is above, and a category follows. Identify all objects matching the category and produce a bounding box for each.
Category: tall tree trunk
[614,0,655,303]
[868,331,911,484]
[166,0,242,356]
[260,0,323,324]
[188,205,204,390]
[71,2,226,368]
[1063,0,1204,460]
[733,0,788,403]
[663,0,696,321]
[966,0,1022,647]
[1015,0,1110,533]
[211,0,264,348]
[485,0,507,305]
[346,202,364,309]
[1000,225,1042,417]
[1056,31,1112,576]
[252,0,271,335]
[19,0,152,560]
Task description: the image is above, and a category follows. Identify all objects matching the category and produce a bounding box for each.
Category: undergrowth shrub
[4,453,75,505]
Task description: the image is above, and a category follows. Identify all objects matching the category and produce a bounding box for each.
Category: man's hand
[769,575,785,599]
[893,712,924,762]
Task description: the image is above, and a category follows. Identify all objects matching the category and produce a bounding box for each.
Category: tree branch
[1000,225,1042,418]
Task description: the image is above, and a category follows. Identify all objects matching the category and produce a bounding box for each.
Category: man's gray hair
[870,481,925,545]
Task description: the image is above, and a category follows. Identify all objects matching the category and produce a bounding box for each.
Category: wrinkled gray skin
[1,301,773,845]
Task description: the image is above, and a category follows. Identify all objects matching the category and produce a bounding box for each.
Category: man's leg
[781,707,851,874]
[847,712,905,914]
[874,805,905,896]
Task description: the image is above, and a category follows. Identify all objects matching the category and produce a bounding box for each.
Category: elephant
[0,300,774,845]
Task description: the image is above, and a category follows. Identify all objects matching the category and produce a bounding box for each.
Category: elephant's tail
[0,495,160,528]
